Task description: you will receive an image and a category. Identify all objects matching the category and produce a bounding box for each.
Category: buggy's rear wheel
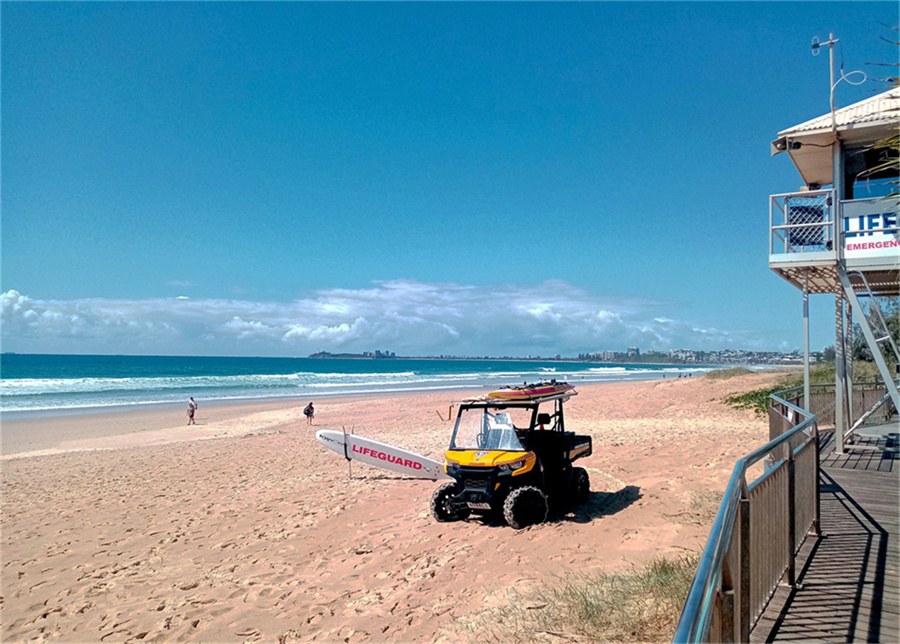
[572,467,590,505]
[503,486,548,529]
[430,481,470,522]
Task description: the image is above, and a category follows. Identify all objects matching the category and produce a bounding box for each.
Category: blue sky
[2,1,896,358]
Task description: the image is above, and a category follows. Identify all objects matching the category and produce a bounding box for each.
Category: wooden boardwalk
[751,426,899,642]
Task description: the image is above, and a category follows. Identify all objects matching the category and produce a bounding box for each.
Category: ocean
[0,354,709,415]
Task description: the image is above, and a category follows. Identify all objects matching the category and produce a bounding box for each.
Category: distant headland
[308,350,397,359]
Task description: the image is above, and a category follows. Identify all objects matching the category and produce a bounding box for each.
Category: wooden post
[835,293,845,454]
[739,497,751,643]
[845,300,854,432]
[812,423,822,537]
[803,271,810,411]
[720,536,736,644]
[787,450,797,587]
[712,591,724,644]
[721,589,735,643]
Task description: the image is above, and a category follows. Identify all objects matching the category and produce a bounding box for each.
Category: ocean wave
[0,371,426,396]
[0,367,583,398]
[0,359,703,413]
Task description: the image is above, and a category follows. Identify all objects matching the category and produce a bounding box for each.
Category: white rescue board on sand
[316,429,449,480]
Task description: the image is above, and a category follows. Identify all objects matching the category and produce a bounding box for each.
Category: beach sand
[1,372,783,643]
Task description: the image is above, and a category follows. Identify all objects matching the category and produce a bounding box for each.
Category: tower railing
[770,190,899,265]
[770,189,836,258]
[673,393,819,643]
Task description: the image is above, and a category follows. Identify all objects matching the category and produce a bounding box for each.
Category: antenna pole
[828,33,836,98]
[825,33,840,138]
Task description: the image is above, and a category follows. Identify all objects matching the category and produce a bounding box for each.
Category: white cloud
[1,282,757,357]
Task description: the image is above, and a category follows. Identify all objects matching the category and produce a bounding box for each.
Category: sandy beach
[1,372,783,643]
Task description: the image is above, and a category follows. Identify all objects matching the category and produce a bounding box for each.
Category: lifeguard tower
[675,75,898,644]
[769,86,899,452]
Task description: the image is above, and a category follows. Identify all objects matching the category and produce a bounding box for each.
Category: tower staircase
[837,267,900,432]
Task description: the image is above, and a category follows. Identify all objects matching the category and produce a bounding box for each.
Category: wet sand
[1,372,782,643]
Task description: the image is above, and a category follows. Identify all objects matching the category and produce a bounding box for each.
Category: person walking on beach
[304,402,315,426]
[187,397,197,425]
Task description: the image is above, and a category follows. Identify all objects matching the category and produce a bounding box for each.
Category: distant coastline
[2,349,814,368]
[306,351,576,362]
[305,349,816,367]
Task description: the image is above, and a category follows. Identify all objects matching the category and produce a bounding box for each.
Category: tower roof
[771,88,899,187]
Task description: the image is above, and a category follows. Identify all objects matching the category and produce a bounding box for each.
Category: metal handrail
[673,394,817,643]
[769,189,836,256]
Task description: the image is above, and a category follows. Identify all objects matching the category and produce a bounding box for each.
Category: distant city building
[578,346,818,365]
[312,349,396,359]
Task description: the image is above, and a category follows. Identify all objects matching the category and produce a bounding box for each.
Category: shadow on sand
[552,485,643,524]
[333,473,643,528]
[467,485,642,529]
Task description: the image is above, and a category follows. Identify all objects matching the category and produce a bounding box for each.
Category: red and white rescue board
[488,381,576,400]
[316,429,449,480]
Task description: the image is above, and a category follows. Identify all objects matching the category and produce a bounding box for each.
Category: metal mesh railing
[770,190,835,255]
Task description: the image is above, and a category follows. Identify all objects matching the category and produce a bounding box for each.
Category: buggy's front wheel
[503,486,548,529]
[430,481,470,522]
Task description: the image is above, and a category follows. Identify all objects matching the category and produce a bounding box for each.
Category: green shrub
[723,386,784,417]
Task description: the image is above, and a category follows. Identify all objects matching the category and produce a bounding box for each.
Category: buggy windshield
[450,406,530,451]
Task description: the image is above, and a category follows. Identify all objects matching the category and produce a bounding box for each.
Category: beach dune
[1,373,781,643]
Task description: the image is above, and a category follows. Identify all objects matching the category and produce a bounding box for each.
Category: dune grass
[471,553,699,643]
[721,361,889,417]
[688,489,725,526]
[703,367,756,380]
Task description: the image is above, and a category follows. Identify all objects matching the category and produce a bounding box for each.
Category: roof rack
[459,390,577,405]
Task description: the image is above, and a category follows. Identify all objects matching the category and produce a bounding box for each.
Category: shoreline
[2,360,786,419]
[0,374,702,460]
[1,388,471,459]
[0,371,788,460]
[0,383,482,422]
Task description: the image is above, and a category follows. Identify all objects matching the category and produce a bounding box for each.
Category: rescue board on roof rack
[487,380,576,401]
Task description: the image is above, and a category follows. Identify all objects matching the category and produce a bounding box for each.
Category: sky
[2,1,897,358]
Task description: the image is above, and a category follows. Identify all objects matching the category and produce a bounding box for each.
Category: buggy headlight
[499,458,526,473]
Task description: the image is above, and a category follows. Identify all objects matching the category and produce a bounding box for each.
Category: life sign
[842,199,900,259]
